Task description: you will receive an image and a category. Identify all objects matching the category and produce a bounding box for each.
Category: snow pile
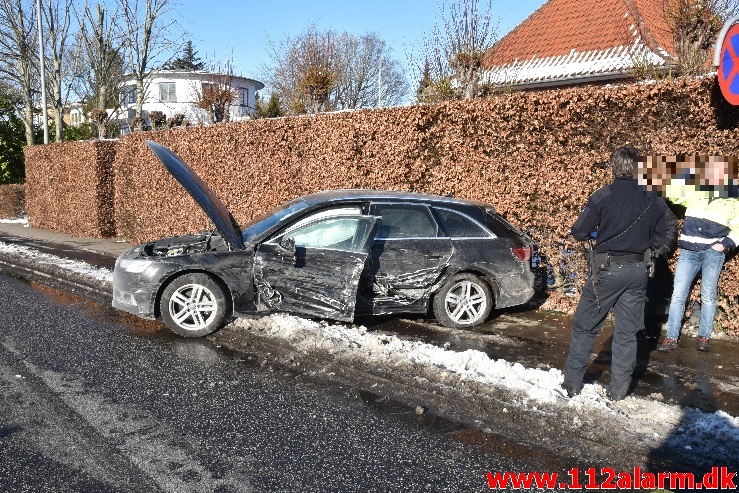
[238,314,572,405]
[665,408,739,453]
[0,241,112,282]
[0,217,29,226]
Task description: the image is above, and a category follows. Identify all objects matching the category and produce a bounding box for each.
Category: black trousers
[563,261,648,395]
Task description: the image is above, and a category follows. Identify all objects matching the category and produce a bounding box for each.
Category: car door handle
[424,254,443,260]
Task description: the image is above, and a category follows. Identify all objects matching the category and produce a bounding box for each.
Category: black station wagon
[112,142,535,337]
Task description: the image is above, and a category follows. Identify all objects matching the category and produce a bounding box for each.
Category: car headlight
[166,247,185,256]
[118,258,152,274]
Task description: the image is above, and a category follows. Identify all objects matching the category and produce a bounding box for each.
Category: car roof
[297,189,494,211]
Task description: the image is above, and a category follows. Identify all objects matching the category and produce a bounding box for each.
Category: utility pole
[36,0,49,144]
[378,63,382,108]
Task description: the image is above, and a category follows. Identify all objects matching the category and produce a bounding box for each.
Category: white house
[69,69,264,133]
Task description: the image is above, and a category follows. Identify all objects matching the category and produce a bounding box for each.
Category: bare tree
[74,1,126,117]
[263,26,407,114]
[664,0,739,75]
[118,0,182,118]
[297,29,339,114]
[332,32,408,109]
[42,0,74,142]
[0,0,38,145]
[193,62,237,124]
[263,27,339,115]
[414,0,498,101]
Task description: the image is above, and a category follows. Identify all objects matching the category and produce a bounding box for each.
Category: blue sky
[172,0,547,89]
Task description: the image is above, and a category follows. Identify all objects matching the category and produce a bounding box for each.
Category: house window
[122,85,137,105]
[159,82,177,102]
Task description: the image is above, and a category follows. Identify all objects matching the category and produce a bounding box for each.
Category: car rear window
[373,204,438,238]
[482,209,526,240]
[433,208,490,238]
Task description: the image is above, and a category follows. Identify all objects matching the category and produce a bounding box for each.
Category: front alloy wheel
[433,274,493,328]
[160,273,228,337]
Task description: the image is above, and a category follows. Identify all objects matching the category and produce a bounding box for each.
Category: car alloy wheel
[433,273,493,328]
[160,273,228,337]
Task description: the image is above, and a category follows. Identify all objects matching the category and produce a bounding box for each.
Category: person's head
[610,146,640,178]
[705,155,729,186]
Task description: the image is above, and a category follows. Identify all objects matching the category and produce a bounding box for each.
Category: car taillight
[512,246,531,262]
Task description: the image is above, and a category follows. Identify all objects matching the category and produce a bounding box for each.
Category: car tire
[160,273,228,337]
[433,273,493,328]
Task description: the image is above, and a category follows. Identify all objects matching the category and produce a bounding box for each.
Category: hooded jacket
[665,178,739,251]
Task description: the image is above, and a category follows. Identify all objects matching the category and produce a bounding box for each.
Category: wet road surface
[0,274,567,492]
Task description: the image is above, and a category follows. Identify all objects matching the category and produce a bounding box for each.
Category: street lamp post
[36,0,49,144]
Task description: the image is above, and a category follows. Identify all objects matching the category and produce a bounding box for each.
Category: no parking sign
[715,17,739,105]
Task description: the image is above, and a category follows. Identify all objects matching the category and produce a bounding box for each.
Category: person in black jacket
[643,206,678,338]
[562,146,669,401]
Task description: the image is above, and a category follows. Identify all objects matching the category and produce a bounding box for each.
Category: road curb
[0,253,112,303]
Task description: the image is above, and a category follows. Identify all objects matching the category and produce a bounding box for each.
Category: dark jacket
[571,177,668,255]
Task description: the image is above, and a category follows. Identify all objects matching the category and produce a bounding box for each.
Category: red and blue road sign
[718,24,739,105]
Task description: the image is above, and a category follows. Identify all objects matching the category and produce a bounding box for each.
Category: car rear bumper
[495,269,536,309]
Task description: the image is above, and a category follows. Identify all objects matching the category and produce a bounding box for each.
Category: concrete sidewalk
[0,221,131,270]
[0,221,132,255]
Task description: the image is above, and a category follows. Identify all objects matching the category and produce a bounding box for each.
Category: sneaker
[657,337,678,352]
[697,337,710,352]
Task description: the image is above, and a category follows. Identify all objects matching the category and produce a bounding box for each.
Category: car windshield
[241,200,310,243]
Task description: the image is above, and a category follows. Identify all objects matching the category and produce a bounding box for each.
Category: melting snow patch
[0,217,29,226]
[0,241,112,282]
[238,314,567,405]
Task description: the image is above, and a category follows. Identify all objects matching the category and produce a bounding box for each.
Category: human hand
[711,243,726,252]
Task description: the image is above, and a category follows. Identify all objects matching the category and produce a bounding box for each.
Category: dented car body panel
[253,215,380,321]
[113,143,535,332]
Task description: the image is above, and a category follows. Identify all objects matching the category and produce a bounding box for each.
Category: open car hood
[145,141,245,250]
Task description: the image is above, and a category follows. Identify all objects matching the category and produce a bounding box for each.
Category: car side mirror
[279,237,296,254]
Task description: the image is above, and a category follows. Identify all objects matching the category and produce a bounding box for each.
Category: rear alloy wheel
[160,273,228,337]
[433,274,493,328]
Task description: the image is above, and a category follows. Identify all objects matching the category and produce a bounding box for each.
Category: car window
[434,208,491,238]
[373,204,438,239]
[284,217,366,251]
[241,200,310,242]
[283,207,362,235]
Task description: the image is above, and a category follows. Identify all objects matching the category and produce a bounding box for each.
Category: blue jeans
[666,248,725,340]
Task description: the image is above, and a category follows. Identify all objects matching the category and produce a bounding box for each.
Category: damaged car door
[254,214,380,321]
[364,203,454,312]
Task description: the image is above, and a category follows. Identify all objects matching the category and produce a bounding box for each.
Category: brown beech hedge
[0,184,25,218]
[25,140,116,238]
[24,76,739,333]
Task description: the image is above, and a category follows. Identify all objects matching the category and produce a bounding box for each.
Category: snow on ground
[0,241,112,282]
[0,217,29,226]
[234,314,739,460]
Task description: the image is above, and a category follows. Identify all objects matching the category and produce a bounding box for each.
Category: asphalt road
[0,273,541,492]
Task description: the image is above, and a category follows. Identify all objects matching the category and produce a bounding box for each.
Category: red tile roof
[484,0,676,87]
